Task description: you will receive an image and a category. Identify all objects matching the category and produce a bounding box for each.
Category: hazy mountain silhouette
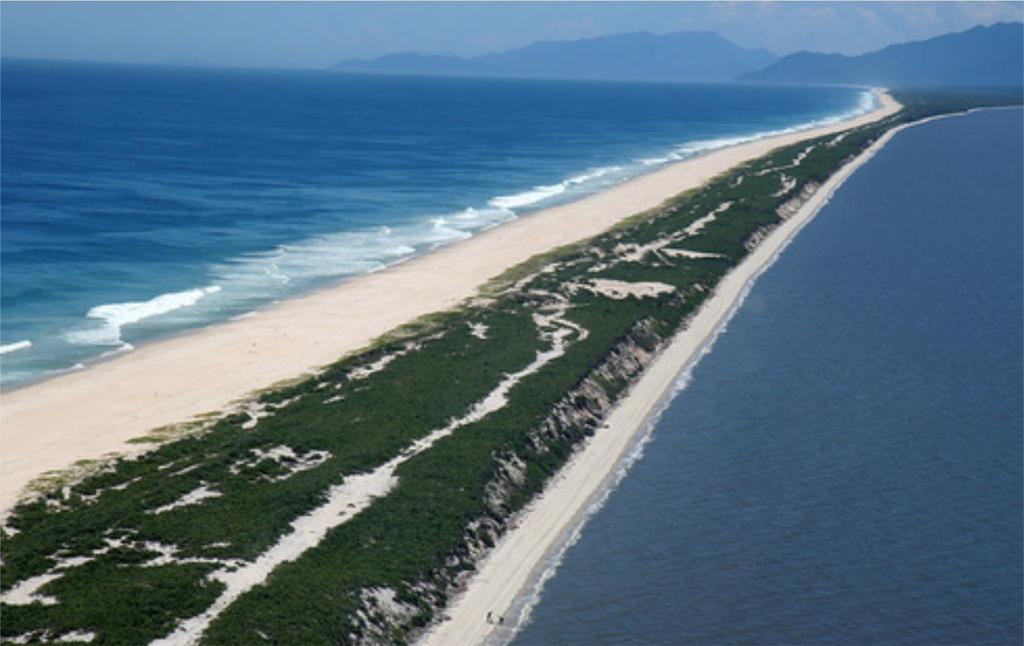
[333,31,777,83]
[740,22,1024,87]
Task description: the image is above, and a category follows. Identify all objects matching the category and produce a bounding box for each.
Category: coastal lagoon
[1,60,871,386]
[514,108,1023,645]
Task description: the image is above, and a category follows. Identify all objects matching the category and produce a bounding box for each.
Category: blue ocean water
[513,108,1023,645]
[0,59,871,386]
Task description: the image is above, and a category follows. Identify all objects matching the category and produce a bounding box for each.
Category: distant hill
[740,22,1024,87]
[333,31,778,84]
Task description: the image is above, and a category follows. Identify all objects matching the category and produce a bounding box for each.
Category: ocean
[0,59,872,387]
[513,108,1023,645]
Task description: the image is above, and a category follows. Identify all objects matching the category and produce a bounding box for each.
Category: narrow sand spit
[0,91,899,513]
[418,102,916,646]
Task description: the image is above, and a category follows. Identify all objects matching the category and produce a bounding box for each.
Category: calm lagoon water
[1,60,870,386]
[514,109,1023,645]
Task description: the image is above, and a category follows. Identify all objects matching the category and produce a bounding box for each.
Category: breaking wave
[33,89,876,381]
[638,90,877,166]
[489,166,624,210]
[65,286,222,347]
[0,340,32,355]
[57,165,629,354]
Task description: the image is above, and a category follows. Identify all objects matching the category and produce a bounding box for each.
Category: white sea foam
[208,222,466,294]
[195,169,629,311]
[99,343,135,358]
[489,166,623,211]
[153,211,518,326]
[38,149,693,359]
[489,184,566,210]
[0,340,32,355]
[569,166,621,184]
[638,90,877,167]
[65,286,222,346]
[47,92,874,364]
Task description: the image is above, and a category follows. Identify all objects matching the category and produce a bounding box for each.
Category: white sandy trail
[0,92,898,514]
[150,469,397,646]
[419,102,912,646]
[151,310,577,646]
[683,200,733,236]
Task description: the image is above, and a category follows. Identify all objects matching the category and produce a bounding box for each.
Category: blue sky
[2,1,1022,69]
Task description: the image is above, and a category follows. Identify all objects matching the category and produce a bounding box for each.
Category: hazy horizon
[2,1,1022,71]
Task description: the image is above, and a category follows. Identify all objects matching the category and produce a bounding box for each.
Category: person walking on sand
[486,611,493,624]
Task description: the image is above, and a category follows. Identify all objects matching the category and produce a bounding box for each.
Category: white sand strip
[147,484,221,515]
[683,200,733,236]
[152,308,576,646]
[151,468,400,646]
[0,92,899,514]
[419,106,913,646]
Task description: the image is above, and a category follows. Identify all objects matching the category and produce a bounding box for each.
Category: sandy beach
[419,98,911,646]
[0,90,899,514]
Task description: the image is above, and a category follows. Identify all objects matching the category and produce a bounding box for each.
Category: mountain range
[333,22,1023,88]
[743,22,1023,87]
[333,31,778,84]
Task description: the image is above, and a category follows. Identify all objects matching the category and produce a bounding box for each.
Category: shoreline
[419,104,920,646]
[0,91,874,396]
[0,91,874,395]
[0,91,899,514]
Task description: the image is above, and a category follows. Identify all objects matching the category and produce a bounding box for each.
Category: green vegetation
[891,87,1024,122]
[2,94,1018,645]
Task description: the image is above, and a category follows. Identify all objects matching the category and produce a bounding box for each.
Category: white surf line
[420,116,911,646]
[151,309,579,646]
[0,340,32,355]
